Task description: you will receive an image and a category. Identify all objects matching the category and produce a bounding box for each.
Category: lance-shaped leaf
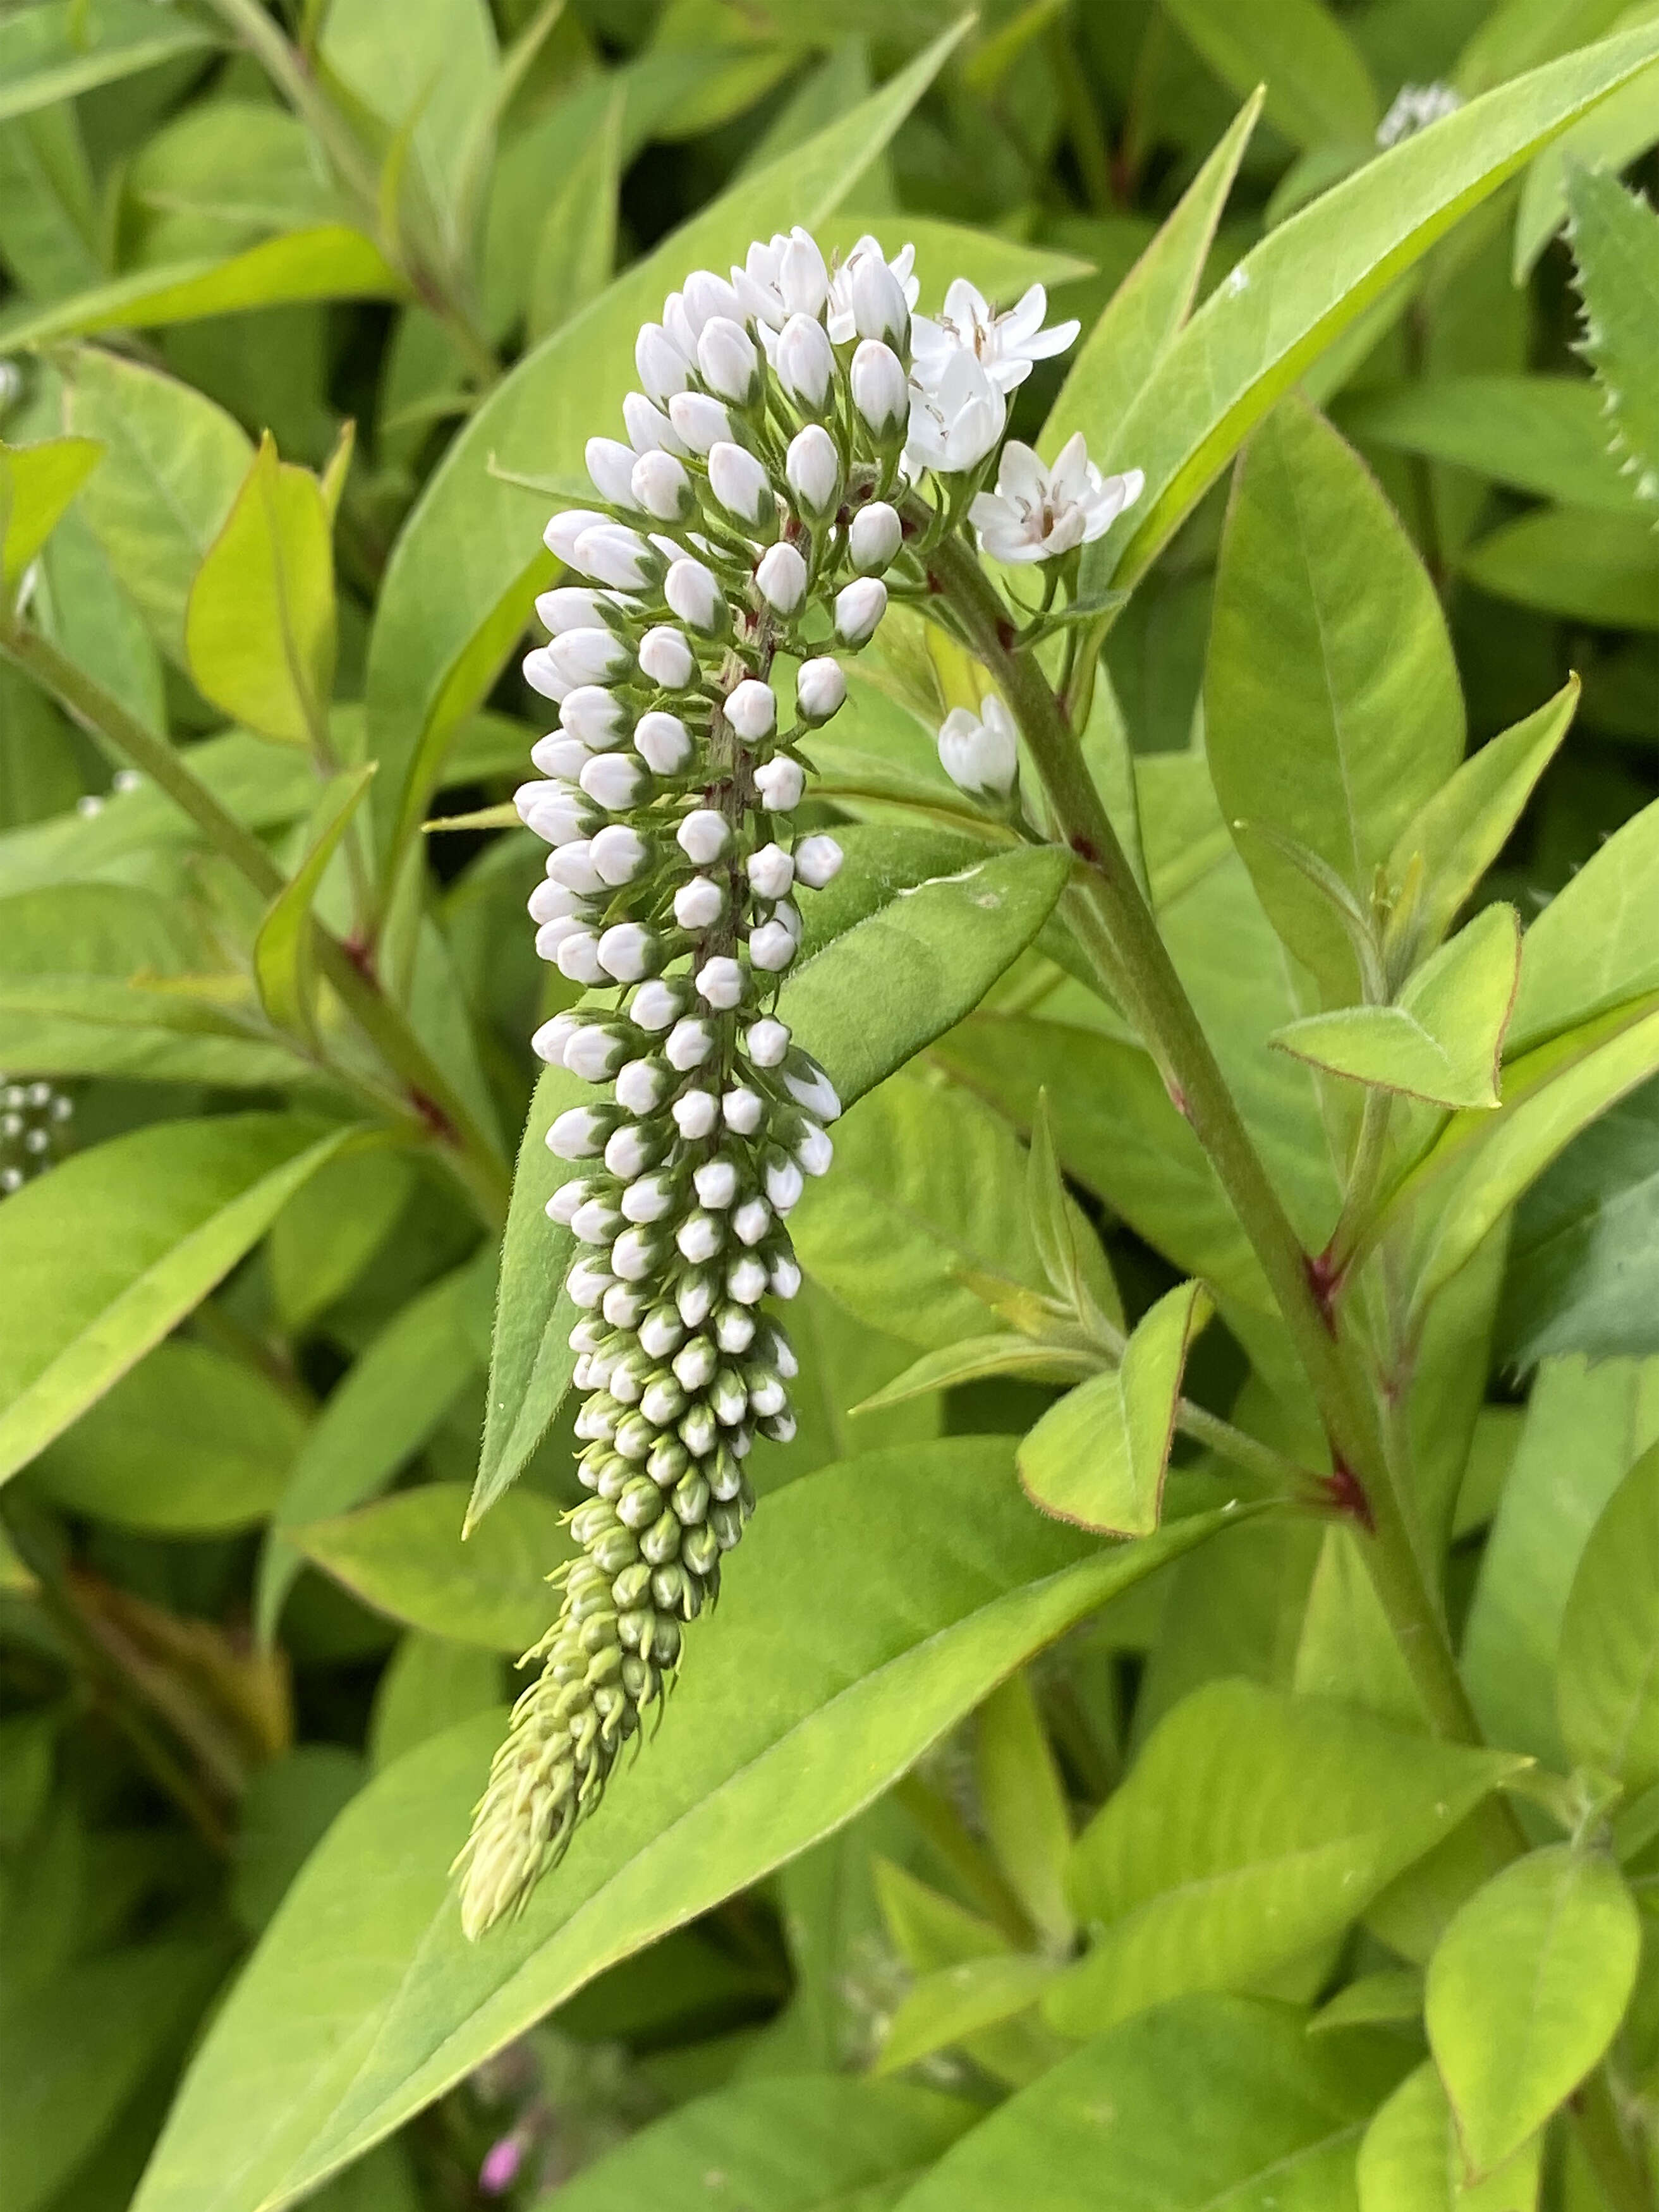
[186,434,336,749]
[1345,374,1639,514]
[254,765,375,1037]
[1358,2060,1543,2212]
[1557,1440,1659,1795]
[0,0,218,125]
[874,1955,1059,2079]
[0,1114,356,1488]
[1018,1279,1210,1537]
[1426,1845,1641,2177]
[1162,0,1377,149]
[1569,164,1659,507]
[976,1671,1074,1952]
[129,1442,1234,2212]
[1272,904,1521,1110]
[1458,506,1659,630]
[0,434,101,590]
[1511,794,1659,1051]
[858,1337,1102,1413]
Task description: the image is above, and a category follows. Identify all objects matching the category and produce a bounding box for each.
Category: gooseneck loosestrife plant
[457,232,1136,1935]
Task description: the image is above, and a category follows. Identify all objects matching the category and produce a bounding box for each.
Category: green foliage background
[1,0,1658,2206]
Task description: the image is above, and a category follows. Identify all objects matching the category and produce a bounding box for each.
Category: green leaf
[1387,678,1578,957]
[36,501,167,734]
[0,433,101,590]
[875,1955,1058,2078]
[295,1483,571,1653]
[1515,51,1659,277]
[1569,163,1659,506]
[232,1747,365,1938]
[318,0,497,236]
[368,1633,501,1773]
[1018,1280,1210,1538]
[470,832,1067,1528]
[1455,0,1632,97]
[1311,1967,1425,2033]
[1426,1845,1641,2176]
[362,21,971,884]
[1088,17,1659,596]
[0,226,406,349]
[1464,1354,1659,1768]
[526,84,624,343]
[1557,1439,1659,1794]
[1207,394,1463,999]
[1162,0,1378,148]
[1500,1076,1659,1364]
[1047,1681,1523,2037]
[1358,2060,1543,2212]
[130,1441,1231,2212]
[0,1114,356,1490]
[254,765,374,1035]
[60,347,254,667]
[1512,796,1659,1050]
[269,1148,414,1332]
[1041,90,1263,466]
[27,1339,307,1533]
[1459,506,1659,630]
[539,2075,971,2210]
[0,0,217,125]
[1273,904,1521,1109]
[185,434,336,750]
[976,1671,1074,1951]
[856,1337,1102,1413]
[892,1993,1403,2212]
[1345,374,1639,514]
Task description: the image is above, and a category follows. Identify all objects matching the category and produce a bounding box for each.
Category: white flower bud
[550,628,632,686]
[638,626,695,689]
[849,501,902,574]
[744,1017,790,1067]
[678,1272,715,1328]
[667,390,733,453]
[696,956,744,1008]
[850,339,908,439]
[748,1372,787,1417]
[677,808,731,863]
[623,391,686,456]
[696,316,760,406]
[574,523,659,591]
[663,289,697,358]
[785,425,841,520]
[641,1377,686,1428]
[793,832,842,888]
[566,1258,613,1308]
[684,268,742,334]
[621,1172,676,1224]
[549,1106,607,1159]
[769,1253,803,1299]
[780,231,829,317]
[635,710,693,774]
[586,436,640,507]
[678,1211,724,1264]
[794,656,846,726]
[532,1012,579,1064]
[726,677,776,740]
[694,1158,739,1209]
[746,842,794,899]
[604,1283,646,1329]
[722,1086,764,1133]
[522,647,569,702]
[581,751,648,809]
[544,507,606,564]
[851,252,909,344]
[786,1057,841,1120]
[598,921,660,979]
[754,542,807,616]
[516,781,586,844]
[765,1157,805,1211]
[716,1305,757,1354]
[672,1090,719,1139]
[536,586,610,634]
[556,930,607,984]
[606,1122,656,1178]
[533,913,581,959]
[834,575,887,645]
[665,1016,715,1069]
[707,441,772,527]
[530,732,588,779]
[674,1337,717,1390]
[733,1197,772,1246]
[547,1174,587,1224]
[753,754,805,812]
[796,1120,834,1176]
[639,1307,684,1359]
[612,1227,660,1282]
[729,1256,769,1304]
[549,839,604,894]
[673,876,724,930]
[748,920,796,971]
[665,557,728,635]
[631,448,695,521]
[937,696,1018,797]
[590,823,650,885]
[564,1023,626,1080]
[614,1059,669,1114]
[559,684,628,746]
[630,978,686,1031]
[636,322,690,406]
[775,313,834,410]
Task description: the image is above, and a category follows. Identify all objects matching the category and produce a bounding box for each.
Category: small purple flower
[479,2132,525,2196]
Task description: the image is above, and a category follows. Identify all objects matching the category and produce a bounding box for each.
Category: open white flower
[969,435,1145,564]
[911,279,1080,397]
[904,348,1005,477]
[937,695,1018,797]
[825,234,920,345]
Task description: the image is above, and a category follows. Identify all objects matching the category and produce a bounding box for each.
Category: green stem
[925,530,1482,1746]
[1174,1398,1322,1502]
[0,619,509,1225]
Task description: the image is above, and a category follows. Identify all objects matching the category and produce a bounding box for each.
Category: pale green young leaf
[1048,1680,1523,2036]
[0,103,100,303]
[855,1337,1102,1413]
[875,1857,1014,1974]
[1426,1846,1641,2176]
[1358,2060,1543,2212]
[1293,1527,1424,1727]
[894,1995,1402,2212]
[1512,796,1659,1050]
[1310,1967,1424,2033]
[1206,394,1463,1000]
[1459,506,1659,630]
[526,85,623,343]
[294,1484,572,1653]
[1387,678,1578,957]
[1163,0,1377,148]
[1041,90,1263,465]
[60,348,253,666]
[0,0,217,125]
[1514,33,1659,277]
[1455,0,1631,95]
[1273,904,1521,1109]
[1018,1279,1210,1538]
[254,765,375,1036]
[130,1443,1231,2212]
[1569,149,1659,504]
[35,504,166,734]
[975,1672,1074,1952]
[368,1633,502,1774]
[0,434,100,590]
[1557,1439,1659,1793]
[269,1148,413,1332]
[0,1114,356,1490]
[1346,374,1639,513]
[321,0,498,238]
[1088,18,1659,595]
[186,434,337,750]
[874,1956,1057,2079]
[26,1339,307,1534]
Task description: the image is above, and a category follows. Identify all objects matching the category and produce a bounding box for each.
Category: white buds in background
[635,323,690,405]
[637,626,696,690]
[544,507,605,564]
[793,834,842,888]
[753,753,805,811]
[631,448,695,522]
[665,557,729,636]
[849,339,908,442]
[785,425,841,519]
[725,678,776,741]
[849,501,902,573]
[696,317,761,406]
[623,391,686,456]
[794,657,845,724]
[834,576,887,646]
[753,541,806,616]
[937,695,1019,797]
[775,313,835,411]
[707,441,774,530]
[634,710,693,774]
[586,437,640,507]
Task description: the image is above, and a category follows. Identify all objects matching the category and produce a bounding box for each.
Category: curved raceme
[458,231,1102,1938]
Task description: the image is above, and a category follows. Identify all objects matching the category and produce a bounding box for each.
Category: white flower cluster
[0,1076,71,1196]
